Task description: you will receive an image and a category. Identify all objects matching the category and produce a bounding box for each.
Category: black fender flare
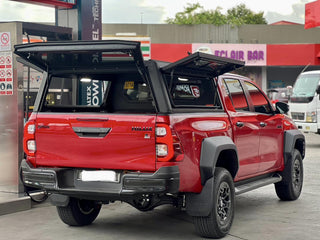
[284,130,305,164]
[199,136,238,185]
[186,136,238,217]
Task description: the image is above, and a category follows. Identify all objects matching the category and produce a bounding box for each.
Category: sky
[0,0,315,24]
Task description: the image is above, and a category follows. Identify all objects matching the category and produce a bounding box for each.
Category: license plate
[79,170,120,182]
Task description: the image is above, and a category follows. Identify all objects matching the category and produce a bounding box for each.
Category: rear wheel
[56,198,101,226]
[193,167,235,239]
[275,149,303,201]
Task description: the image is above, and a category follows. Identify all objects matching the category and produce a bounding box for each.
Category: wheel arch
[284,130,305,163]
[216,149,238,179]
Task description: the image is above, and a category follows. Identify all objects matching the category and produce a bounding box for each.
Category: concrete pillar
[56,8,78,40]
[0,22,24,193]
[56,0,102,40]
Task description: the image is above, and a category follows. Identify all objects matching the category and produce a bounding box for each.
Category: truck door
[223,78,260,180]
[243,81,283,172]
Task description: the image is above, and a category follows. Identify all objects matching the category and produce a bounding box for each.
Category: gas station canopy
[10,0,75,9]
[22,22,72,41]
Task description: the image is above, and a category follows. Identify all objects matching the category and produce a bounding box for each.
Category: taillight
[156,144,169,157]
[24,121,36,156]
[155,124,183,162]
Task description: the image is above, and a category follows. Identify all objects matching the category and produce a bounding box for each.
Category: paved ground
[0,133,319,240]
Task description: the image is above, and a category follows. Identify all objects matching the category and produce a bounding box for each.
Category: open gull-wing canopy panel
[14,40,146,73]
[161,52,245,77]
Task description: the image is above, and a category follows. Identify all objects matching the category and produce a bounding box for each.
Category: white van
[289,70,320,133]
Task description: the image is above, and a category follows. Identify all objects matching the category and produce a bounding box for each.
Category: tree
[166,3,267,26]
[227,4,267,26]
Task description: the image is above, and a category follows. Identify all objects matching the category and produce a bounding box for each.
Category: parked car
[16,40,305,239]
[267,87,290,104]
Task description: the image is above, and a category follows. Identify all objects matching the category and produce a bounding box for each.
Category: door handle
[260,122,267,127]
[72,127,111,138]
[236,122,244,127]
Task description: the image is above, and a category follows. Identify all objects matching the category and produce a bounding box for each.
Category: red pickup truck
[16,40,304,239]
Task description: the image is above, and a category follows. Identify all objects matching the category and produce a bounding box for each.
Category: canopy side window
[163,74,222,109]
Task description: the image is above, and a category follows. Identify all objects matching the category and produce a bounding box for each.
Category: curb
[0,195,31,216]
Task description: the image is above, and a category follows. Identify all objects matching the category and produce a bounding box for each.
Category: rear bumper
[20,159,180,200]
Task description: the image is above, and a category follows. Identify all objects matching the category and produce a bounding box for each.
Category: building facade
[102,23,320,91]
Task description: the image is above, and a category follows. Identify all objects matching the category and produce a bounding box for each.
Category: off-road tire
[275,149,303,201]
[193,167,235,239]
[56,198,101,226]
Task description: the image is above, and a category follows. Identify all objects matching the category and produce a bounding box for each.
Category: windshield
[292,74,320,98]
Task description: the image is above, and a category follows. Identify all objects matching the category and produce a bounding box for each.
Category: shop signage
[192,44,267,66]
[0,51,13,95]
[79,80,103,106]
[0,32,10,51]
[103,36,151,60]
[80,0,101,41]
[78,0,102,105]
[23,67,42,89]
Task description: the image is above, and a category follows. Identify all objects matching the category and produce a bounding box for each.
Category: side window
[224,79,249,111]
[244,81,272,114]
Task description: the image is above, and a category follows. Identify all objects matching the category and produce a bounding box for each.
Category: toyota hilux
[16,40,305,239]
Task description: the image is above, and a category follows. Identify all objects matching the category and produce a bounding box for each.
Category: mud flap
[185,177,214,217]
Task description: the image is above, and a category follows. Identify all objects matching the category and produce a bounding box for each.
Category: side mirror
[316,85,320,94]
[275,102,289,114]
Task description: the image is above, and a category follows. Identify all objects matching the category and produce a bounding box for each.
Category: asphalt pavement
[0,133,319,240]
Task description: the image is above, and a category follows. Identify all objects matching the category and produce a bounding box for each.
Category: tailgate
[34,113,156,171]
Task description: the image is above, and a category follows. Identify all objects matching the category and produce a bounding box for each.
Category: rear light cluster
[24,121,36,156]
[155,124,183,162]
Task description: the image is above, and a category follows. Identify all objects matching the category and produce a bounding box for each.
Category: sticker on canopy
[175,84,192,95]
[191,85,200,98]
[124,81,134,90]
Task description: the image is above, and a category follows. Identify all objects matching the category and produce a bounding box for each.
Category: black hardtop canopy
[15,40,244,77]
[161,51,245,77]
[14,40,145,73]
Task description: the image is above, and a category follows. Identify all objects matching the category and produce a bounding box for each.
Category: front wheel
[193,167,235,239]
[275,149,303,201]
[56,198,102,226]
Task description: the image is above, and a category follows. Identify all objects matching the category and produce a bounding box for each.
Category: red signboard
[10,0,76,9]
[305,0,320,29]
[151,44,192,62]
